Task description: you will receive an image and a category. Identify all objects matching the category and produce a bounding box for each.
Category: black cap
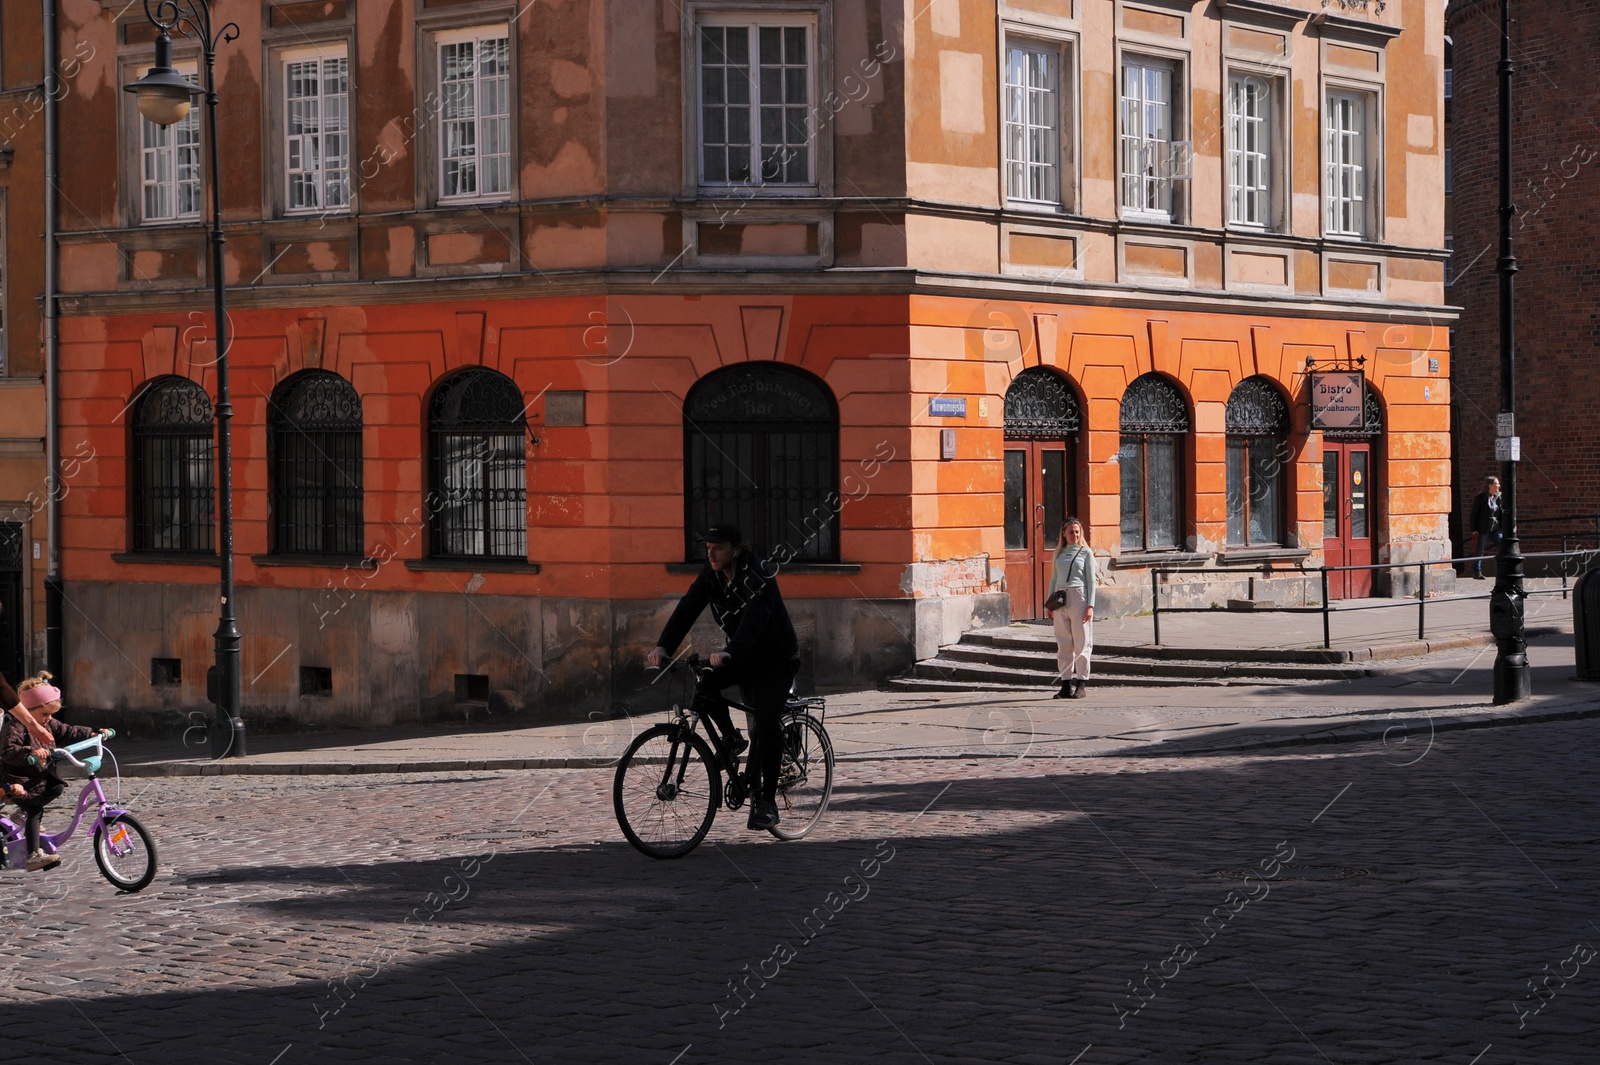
[698,524,742,545]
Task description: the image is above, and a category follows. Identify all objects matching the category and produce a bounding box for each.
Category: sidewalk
[111,625,1600,777]
[1093,577,1577,657]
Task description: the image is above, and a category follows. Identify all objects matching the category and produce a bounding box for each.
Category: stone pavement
[115,623,1599,776]
[0,713,1595,1063]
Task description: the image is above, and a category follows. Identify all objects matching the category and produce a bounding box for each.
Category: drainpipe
[43,0,63,681]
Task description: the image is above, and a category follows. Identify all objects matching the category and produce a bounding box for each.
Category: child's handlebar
[27,730,113,769]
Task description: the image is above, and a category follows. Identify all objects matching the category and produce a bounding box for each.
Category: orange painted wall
[60,289,1450,615]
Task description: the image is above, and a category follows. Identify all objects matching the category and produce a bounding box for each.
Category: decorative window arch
[270,371,364,556]
[429,368,527,559]
[1003,367,1082,440]
[683,364,838,562]
[1119,374,1189,551]
[1225,377,1291,546]
[131,377,214,553]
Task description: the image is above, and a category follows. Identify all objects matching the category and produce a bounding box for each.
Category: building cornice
[56,267,1458,327]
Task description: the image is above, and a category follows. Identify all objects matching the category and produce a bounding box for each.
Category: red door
[1004,442,1074,619]
[1322,442,1373,598]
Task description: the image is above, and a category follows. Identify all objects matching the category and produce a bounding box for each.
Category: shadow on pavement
[8,725,1599,1065]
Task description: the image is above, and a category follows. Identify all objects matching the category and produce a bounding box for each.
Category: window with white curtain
[283,46,350,213]
[1227,73,1274,228]
[437,27,512,201]
[1005,40,1064,205]
[1120,55,1179,219]
[140,63,201,223]
[1325,90,1369,237]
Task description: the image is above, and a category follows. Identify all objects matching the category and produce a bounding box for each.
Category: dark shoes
[747,801,780,831]
[1054,678,1087,699]
[726,730,749,760]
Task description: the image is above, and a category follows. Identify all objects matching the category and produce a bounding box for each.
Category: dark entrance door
[1322,442,1373,599]
[1003,368,1082,620]
[0,524,24,681]
[1004,443,1074,619]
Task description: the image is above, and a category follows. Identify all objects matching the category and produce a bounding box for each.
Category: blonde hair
[16,671,54,694]
[1056,517,1091,555]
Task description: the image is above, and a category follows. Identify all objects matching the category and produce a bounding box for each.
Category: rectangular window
[698,20,814,188]
[438,28,512,201]
[284,47,351,213]
[1227,74,1272,228]
[1121,56,1178,219]
[1005,41,1061,205]
[1325,91,1367,237]
[141,65,201,223]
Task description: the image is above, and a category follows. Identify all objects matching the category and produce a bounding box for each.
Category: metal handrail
[1149,547,1598,649]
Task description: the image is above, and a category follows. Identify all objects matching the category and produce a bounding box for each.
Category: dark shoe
[1054,680,1073,699]
[747,801,780,832]
[726,731,748,760]
[1474,572,1485,580]
[1074,679,1087,699]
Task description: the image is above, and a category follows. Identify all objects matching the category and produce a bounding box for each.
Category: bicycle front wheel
[93,813,157,892]
[614,725,721,859]
[770,712,834,841]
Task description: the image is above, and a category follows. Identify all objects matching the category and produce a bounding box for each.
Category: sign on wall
[1311,373,1364,430]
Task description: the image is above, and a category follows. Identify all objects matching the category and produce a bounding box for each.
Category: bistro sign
[1311,372,1365,430]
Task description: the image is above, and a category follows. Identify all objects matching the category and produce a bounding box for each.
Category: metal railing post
[1322,569,1331,649]
[1151,568,1161,647]
[1563,536,1570,599]
[1418,561,1427,640]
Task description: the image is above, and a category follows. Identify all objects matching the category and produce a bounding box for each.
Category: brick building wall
[1448,0,1600,547]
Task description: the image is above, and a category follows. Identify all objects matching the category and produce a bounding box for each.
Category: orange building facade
[51,0,1451,727]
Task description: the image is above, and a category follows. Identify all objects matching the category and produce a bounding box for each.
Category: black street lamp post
[124,1,247,755]
[1490,0,1530,704]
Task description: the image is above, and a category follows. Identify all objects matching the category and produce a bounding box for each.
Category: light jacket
[1048,545,1097,609]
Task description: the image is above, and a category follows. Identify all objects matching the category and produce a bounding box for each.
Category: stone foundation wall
[60,582,1006,735]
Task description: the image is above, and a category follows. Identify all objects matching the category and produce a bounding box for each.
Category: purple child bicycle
[0,730,158,892]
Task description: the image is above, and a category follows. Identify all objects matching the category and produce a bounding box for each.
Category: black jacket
[657,551,799,664]
[1469,491,1502,535]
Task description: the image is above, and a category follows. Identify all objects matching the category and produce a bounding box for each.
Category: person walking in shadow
[1468,476,1503,579]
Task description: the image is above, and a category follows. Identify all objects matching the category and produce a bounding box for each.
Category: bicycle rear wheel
[770,712,834,841]
[614,725,721,859]
[93,813,157,892]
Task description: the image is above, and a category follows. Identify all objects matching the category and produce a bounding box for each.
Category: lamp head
[123,31,200,126]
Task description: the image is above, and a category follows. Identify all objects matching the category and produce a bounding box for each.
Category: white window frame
[434,25,512,204]
[693,12,819,193]
[140,61,202,225]
[1226,70,1284,231]
[1002,33,1074,210]
[1119,53,1185,223]
[1324,88,1375,239]
[280,43,352,216]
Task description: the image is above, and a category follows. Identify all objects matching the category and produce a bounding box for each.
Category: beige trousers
[1052,588,1093,680]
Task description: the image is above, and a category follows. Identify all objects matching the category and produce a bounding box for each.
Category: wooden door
[1322,443,1373,599]
[1004,443,1074,619]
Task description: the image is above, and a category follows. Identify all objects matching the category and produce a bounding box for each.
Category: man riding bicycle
[648,524,799,832]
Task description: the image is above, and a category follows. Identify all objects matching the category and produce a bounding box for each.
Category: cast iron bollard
[1574,568,1600,680]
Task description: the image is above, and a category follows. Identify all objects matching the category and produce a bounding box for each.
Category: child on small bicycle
[0,672,109,871]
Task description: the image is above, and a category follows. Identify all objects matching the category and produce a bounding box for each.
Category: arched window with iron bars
[270,371,364,556]
[131,377,215,554]
[429,368,528,559]
[1225,376,1291,546]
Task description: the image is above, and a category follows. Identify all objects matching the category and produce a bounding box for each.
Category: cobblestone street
[1,717,1595,1064]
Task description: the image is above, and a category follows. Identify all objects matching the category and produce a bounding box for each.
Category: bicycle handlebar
[29,730,113,769]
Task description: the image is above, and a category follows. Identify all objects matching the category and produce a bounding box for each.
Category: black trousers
[17,778,64,853]
[692,656,799,804]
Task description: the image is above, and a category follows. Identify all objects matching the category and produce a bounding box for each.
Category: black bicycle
[613,654,835,859]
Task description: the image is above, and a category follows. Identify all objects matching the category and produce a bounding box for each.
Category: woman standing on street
[1047,517,1095,699]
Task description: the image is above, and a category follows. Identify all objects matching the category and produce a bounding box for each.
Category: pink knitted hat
[18,685,61,710]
